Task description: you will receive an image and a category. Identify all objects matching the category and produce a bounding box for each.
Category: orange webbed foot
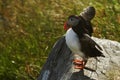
[73,59,85,70]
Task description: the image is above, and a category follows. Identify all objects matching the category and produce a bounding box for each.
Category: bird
[64,15,105,69]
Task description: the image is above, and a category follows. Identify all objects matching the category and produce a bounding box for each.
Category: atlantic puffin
[64,15,105,69]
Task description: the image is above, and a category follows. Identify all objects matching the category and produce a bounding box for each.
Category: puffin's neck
[72,26,83,38]
[71,16,89,38]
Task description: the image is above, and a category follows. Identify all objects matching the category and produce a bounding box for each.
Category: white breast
[65,28,85,57]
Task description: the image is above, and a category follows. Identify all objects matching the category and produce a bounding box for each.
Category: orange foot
[73,59,85,69]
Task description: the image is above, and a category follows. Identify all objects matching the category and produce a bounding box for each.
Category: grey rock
[37,36,120,80]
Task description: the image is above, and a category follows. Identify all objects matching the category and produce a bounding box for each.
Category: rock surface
[37,36,120,80]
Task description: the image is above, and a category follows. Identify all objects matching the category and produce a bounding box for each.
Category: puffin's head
[64,15,90,36]
[64,6,95,37]
[64,15,81,30]
[64,15,86,30]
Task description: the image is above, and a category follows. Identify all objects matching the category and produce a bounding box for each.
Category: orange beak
[64,22,70,30]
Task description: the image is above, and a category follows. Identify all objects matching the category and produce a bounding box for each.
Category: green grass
[0,0,120,80]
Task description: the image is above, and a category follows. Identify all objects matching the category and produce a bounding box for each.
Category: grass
[0,0,120,80]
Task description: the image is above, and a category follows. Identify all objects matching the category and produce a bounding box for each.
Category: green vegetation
[0,0,119,80]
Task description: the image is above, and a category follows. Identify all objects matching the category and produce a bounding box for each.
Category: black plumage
[66,15,105,58]
[80,34,105,58]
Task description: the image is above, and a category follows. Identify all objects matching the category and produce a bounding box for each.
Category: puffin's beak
[64,22,71,30]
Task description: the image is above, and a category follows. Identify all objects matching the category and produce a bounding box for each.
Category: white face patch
[42,70,50,80]
[68,17,79,26]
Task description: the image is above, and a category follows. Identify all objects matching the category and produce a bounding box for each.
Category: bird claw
[73,59,85,69]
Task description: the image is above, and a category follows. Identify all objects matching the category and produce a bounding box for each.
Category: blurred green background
[0,0,120,80]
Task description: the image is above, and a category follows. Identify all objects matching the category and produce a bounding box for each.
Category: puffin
[64,15,105,69]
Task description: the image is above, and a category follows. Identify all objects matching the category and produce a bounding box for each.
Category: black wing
[80,34,105,57]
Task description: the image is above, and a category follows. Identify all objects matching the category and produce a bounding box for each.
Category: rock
[37,36,120,80]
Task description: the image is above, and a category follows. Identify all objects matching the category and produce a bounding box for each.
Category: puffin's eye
[70,18,73,21]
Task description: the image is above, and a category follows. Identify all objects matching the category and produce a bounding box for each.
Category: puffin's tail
[95,45,105,57]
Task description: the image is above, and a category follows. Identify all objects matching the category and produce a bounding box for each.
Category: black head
[66,15,80,27]
[66,15,89,38]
